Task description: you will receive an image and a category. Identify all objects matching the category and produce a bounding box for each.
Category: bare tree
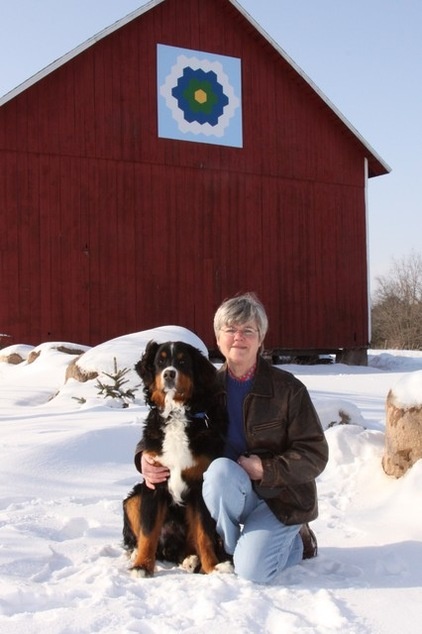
[371,251,422,349]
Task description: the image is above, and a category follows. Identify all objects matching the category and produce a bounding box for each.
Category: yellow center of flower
[194,89,207,104]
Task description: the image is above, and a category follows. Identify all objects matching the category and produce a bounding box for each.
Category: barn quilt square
[157,43,243,147]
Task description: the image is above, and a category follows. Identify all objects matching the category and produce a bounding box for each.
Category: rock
[382,372,422,477]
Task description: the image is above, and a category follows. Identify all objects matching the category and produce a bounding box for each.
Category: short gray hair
[213,292,268,341]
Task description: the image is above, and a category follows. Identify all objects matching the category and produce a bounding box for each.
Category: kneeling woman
[202,292,329,584]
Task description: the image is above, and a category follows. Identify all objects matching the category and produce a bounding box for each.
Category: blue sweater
[224,374,253,460]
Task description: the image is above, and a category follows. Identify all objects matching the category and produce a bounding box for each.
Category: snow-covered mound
[75,325,208,377]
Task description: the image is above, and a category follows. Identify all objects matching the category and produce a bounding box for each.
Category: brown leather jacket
[217,355,329,525]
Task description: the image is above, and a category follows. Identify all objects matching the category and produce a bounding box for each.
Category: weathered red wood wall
[0,0,386,351]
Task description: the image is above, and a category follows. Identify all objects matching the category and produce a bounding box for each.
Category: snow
[389,370,422,409]
[1,328,422,633]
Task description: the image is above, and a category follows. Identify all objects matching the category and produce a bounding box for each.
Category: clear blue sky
[1,0,421,291]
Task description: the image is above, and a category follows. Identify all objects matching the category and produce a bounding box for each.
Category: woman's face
[216,320,262,373]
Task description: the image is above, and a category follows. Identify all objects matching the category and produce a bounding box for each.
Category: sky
[1,0,421,289]
[1,326,422,632]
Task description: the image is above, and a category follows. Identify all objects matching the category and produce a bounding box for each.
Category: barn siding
[0,0,386,350]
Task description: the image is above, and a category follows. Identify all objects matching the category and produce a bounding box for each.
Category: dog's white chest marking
[160,395,194,505]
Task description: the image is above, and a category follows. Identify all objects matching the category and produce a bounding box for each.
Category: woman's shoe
[299,523,318,559]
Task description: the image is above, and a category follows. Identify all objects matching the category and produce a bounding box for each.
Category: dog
[123,340,232,577]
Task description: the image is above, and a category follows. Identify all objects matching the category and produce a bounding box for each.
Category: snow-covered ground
[1,326,422,633]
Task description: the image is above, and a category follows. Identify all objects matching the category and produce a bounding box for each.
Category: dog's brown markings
[172,374,193,401]
[152,373,194,406]
[186,506,219,574]
[124,494,141,540]
[150,383,166,409]
[182,455,212,482]
[131,503,168,576]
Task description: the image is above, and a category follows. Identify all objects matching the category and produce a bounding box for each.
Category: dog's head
[135,340,218,410]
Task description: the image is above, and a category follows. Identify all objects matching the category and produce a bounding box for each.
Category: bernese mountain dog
[123,340,232,577]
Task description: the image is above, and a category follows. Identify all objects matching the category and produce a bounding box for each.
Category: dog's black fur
[123,340,230,577]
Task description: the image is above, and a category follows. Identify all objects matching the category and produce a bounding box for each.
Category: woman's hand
[237,453,264,481]
[141,452,170,489]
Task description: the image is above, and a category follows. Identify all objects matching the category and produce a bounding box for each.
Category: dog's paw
[214,560,235,574]
[129,566,154,579]
[129,548,138,562]
[181,554,200,574]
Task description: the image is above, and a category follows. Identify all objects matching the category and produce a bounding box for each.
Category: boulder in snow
[383,370,422,478]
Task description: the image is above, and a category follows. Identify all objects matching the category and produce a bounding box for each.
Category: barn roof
[0,0,390,176]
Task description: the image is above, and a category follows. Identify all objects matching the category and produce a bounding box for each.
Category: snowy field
[1,325,422,633]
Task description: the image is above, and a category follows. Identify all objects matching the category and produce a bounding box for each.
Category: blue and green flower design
[171,67,229,126]
[158,45,242,144]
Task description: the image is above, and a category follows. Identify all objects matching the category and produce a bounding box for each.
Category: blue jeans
[203,457,303,584]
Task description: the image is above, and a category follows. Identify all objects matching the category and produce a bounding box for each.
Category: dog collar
[191,411,209,427]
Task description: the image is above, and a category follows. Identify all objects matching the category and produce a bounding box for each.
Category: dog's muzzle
[162,367,177,389]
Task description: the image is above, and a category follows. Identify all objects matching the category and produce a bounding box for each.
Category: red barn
[0,0,389,361]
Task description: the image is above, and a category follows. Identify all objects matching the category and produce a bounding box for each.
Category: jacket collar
[218,355,274,398]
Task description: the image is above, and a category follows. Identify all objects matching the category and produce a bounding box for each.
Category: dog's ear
[191,346,218,391]
[135,340,159,388]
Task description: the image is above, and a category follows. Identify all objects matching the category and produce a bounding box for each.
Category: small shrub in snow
[96,357,138,407]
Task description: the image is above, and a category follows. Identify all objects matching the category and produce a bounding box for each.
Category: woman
[139,292,329,584]
[202,292,328,584]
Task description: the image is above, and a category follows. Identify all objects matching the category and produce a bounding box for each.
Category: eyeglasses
[220,327,259,339]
